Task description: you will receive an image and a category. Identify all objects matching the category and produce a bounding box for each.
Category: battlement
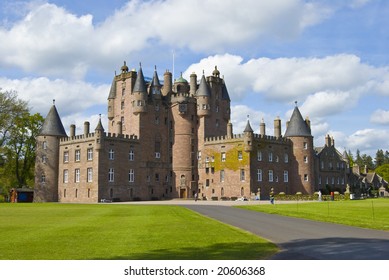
[60,132,139,144]
[204,133,291,145]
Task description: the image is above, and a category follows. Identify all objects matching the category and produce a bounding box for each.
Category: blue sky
[0,0,388,158]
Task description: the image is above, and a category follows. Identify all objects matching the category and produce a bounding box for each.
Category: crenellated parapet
[204,133,291,145]
[60,132,139,144]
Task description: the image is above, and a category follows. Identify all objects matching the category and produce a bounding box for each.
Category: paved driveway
[183,204,389,260]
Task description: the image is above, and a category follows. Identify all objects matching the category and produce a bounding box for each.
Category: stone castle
[34,62,356,203]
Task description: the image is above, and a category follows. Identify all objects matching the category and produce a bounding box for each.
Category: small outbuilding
[10,188,34,203]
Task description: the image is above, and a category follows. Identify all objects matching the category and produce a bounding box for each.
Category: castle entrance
[180,188,186,198]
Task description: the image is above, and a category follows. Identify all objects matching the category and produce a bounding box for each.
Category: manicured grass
[238,199,389,231]
[0,203,277,260]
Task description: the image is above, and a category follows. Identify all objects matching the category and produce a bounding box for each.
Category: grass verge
[238,199,389,231]
[0,203,278,260]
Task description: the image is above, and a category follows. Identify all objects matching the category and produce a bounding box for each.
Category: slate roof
[244,120,254,133]
[284,106,312,137]
[133,67,147,93]
[40,105,67,137]
[108,76,116,99]
[196,75,211,97]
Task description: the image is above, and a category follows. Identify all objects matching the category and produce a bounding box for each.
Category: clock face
[179,103,187,113]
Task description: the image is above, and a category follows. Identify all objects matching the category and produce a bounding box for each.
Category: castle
[34,62,360,203]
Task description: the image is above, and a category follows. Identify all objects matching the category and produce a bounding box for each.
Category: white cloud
[0,0,334,77]
[185,53,387,106]
[370,109,389,125]
[0,76,109,116]
[345,128,389,155]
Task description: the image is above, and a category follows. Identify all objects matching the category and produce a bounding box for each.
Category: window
[109,149,114,160]
[269,170,274,182]
[304,156,308,163]
[257,150,262,161]
[238,151,243,160]
[257,169,262,182]
[321,161,324,169]
[197,151,202,160]
[221,152,226,162]
[42,141,47,150]
[129,169,134,182]
[42,155,47,164]
[87,148,93,161]
[63,170,68,183]
[206,179,210,187]
[304,174,308,181]
[75,150,81,162]
[155,173,159,182]
[63,151,69,163]
[121,101,124,110]
[240,169,245,181]
[284,153,288,163]
[220,170,225,182]
[75,168,80,183]
[304,142,308,149]
[319,176,322,185]
[108,168,114,182]
[155,152,161,158]
[268,152,273,162]
[129,149,134,161]
[41,174,46,183]
[87,168,93,182]
[283,171,288,182]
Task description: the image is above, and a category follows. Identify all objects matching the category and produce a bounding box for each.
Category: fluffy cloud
[0,0,331,78]
[185,53,387,107]
[370,109,389,125]
[344,129,389,155]
[0,76,109,116]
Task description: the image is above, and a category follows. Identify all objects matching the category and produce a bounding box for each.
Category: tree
[0,90,28,147]
[375,164,389,183]
[375,149,385,168]
[1,112,44,188]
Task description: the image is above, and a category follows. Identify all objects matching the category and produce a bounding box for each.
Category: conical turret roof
[196,75,211,97]
[244,120,254,133]
[108,76,116,99]
[95,115,105,132]
[284,106,312,137]
[40,104,67,137]
[133,66,147,93]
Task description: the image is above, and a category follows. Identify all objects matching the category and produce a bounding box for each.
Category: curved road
[184,204,389,260]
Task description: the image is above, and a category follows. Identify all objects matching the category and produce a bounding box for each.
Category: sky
[0,0,388,158]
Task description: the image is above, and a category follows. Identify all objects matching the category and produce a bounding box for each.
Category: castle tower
[274,117,281,138]
[170,73,197,198]
[34,102,67,202]
[132,65,148,114]
[162,70,172,96]
[260,118,266,136]
[94,115,105,151]
[284,105,315,194]
[243,119,254,152]
[150,66,162,98]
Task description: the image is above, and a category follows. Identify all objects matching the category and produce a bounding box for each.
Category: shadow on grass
[95,242,278,260]
[273,237,389,260]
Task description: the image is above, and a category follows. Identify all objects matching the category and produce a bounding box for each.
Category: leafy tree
[0,90,28,147]
[347,149,355,167]
[375,149,385,168]
[375,164,389,183]
[1,112,44,189]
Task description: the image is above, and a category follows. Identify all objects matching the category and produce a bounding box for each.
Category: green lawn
[0,203,278,260]
[238,199,389,231]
